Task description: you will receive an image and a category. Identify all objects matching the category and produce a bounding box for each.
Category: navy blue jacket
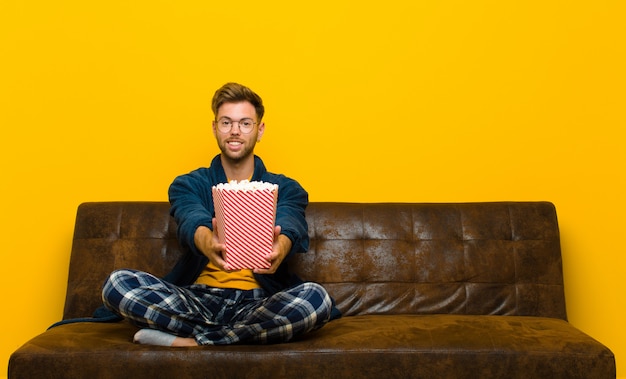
[165,154,310,294]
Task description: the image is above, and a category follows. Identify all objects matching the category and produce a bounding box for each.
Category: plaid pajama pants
[102,269,332,345]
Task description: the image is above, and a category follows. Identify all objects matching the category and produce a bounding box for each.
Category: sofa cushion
[10,315,614,379]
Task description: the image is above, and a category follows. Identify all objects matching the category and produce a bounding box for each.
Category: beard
[217,139,257,164]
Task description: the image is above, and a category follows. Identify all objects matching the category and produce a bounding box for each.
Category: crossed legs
[102,269,332,346]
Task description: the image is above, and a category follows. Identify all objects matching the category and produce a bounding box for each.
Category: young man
[102,82,338,346]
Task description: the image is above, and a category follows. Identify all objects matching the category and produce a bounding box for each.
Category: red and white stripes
[212,181,278,270]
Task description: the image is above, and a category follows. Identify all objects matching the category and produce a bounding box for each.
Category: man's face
[212,101,265,163]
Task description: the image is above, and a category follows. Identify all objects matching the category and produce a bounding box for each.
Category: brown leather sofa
[9,201,615,378]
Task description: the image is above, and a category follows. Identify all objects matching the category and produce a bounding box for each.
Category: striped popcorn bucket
[212,182,278,270]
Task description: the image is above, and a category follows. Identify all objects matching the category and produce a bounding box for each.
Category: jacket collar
[208,154,267,183]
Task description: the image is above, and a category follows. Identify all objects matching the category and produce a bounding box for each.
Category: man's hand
[194,219,229,271]
[254,225,292,275]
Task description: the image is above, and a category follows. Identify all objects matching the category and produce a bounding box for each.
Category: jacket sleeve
[168,169,215,257]
[273,175,310,256]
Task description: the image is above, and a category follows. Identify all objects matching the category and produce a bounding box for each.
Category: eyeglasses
[215,118,257,134]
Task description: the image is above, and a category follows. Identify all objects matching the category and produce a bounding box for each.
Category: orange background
[1,1,624,377]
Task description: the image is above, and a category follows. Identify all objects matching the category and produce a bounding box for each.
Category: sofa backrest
[62,202,567,321]
[63,202,180,320]
[294,202,566,320]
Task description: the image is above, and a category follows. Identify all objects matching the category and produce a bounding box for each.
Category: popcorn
[213,180,278,192]
[212,180,278,270]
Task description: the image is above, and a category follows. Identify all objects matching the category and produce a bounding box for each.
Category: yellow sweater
[194,261,260,290]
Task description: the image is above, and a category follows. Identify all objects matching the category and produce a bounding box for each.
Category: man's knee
[301,282,332,322]
[101,269,140,306]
